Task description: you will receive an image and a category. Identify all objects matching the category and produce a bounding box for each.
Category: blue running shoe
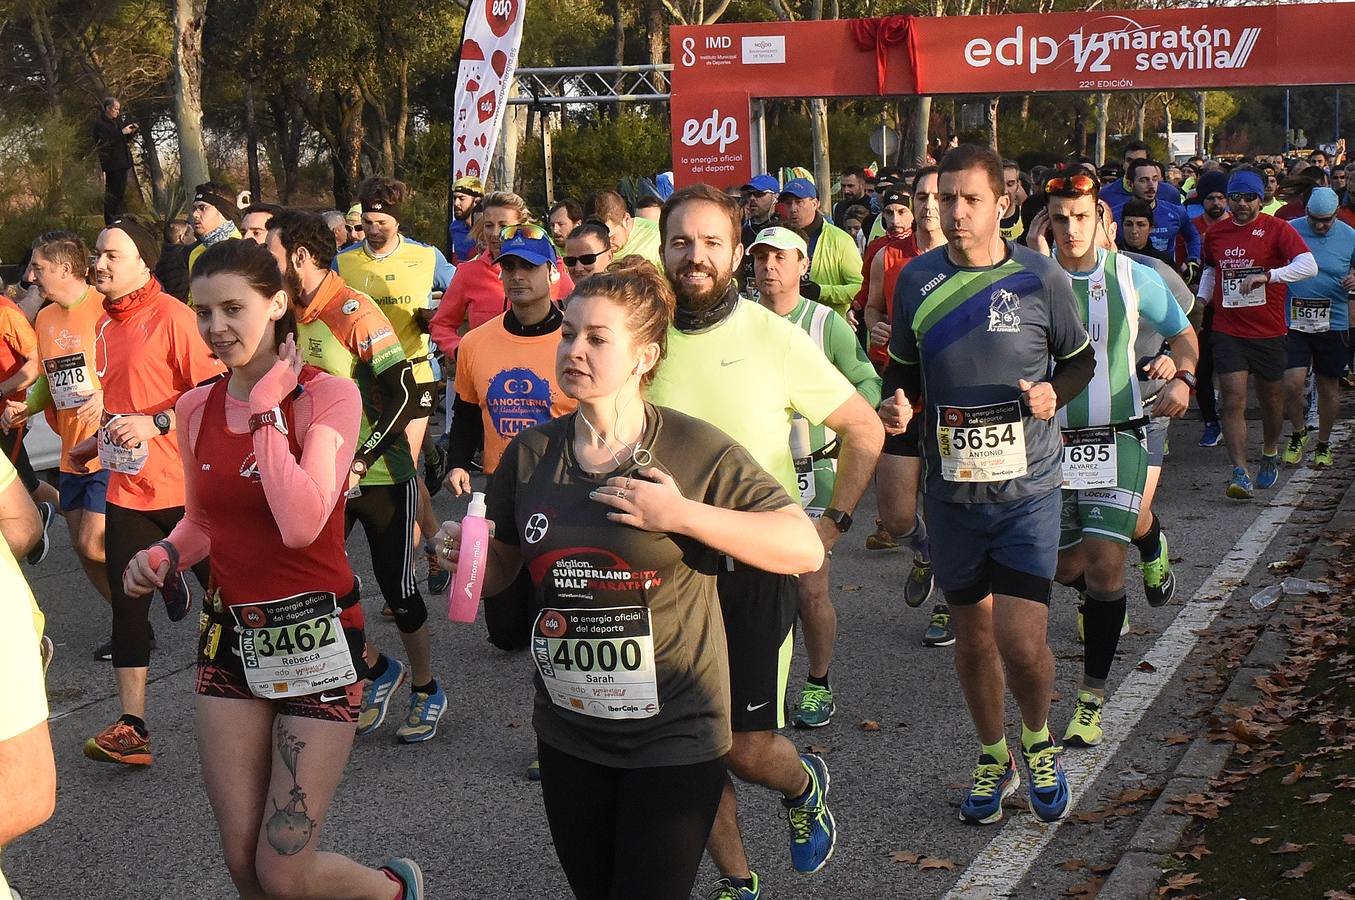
[395,681,446,743]
[1022,740,1070,823]
[959,751,1020,825]
[784,754,835,873]
[1198,421,1222,447]
[379,858,424,900]
[161,570,192,622]
[1256,453,1280,489]
[358,655,407,736]
[707,872,761,899]
[1226,467,1254,500]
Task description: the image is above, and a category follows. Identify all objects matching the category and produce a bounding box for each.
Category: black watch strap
[824,507,853,533]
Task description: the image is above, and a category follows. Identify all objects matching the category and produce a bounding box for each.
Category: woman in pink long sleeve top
[122,240,425,900]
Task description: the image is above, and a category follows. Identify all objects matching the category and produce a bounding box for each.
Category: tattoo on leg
[266,720,316,855]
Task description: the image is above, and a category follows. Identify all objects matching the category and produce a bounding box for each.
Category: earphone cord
[577,372,649,471]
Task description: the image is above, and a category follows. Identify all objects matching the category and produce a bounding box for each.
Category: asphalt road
[6,411,1348,899]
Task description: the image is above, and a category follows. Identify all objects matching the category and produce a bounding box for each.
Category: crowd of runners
[1,136,1352,900]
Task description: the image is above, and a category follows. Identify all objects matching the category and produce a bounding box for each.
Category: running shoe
[395,681,446,743]
[793,682,835,729]
[1256,453,1280,490]
[1226,467,1254,500]
[1075,603,1129,642]
[1198,421,1222,447]
[1062,692,1104,747]
[357,655,407,736]
[1139,532,1175,608]
[526,759,541,781]
[1021,739,1070,823]
[424,436,450,497]
[379,858,425,900]
[1314,442,1333,468]
[40,634,54,674]
[24,501,54,565]
[865,518,898,550]
[959,751,1020,825]
[784,753,835,873]
[904,556,935,608]
[161,570,192,622]
[83,719,152,766]
[707,872,761,899]
[1283,429,1308,465]
[922,605,955,647]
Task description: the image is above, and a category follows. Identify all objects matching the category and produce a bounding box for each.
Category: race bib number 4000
[44,353,93,410]
[936,401,1027,482]
[1061,426,1117,489]
[1221,267,1266,309]
[1290,298,1331,334]
[231,591,356,699]
[533,606,658,720]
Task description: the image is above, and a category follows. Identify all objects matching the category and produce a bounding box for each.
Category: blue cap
[779,177,818,200]
[741,174,780,194]
[1226,170,1265,198]
[497,230,557,267]
[1307,186,1339,217]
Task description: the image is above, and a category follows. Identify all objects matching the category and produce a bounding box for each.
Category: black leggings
[345,479,427,633]
[538,740,726,900]
[1197,304,1218,423]
[0,427,39,493]
[107,503,209,668]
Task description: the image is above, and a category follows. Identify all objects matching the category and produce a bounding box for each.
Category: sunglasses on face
[1310,214,1336,225]
[500,223,548,241]
[1227,192,1260,202]
[564,252,608,267]
[1045,174,1097,195]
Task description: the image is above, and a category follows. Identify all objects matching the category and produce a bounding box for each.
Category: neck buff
[674,281,739,333]
[201,219,236,247]
[505,303,563,336]
[103,276,162,321]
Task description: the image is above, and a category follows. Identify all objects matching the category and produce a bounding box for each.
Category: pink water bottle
[448,492,489,622]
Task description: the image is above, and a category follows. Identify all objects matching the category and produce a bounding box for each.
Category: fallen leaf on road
[1057,858,1087,872]
[1323,891,1355,900]
[1163,733,1191,746]
[805,744,831,755]
[918,857,957,871]
[1136,660,1158,672]
[1065,877,1103,897]
[1270,841,1310,855]
[1249,837,1272,845]
[859,720,880,731]
[1159,871,1201,894]
[1305,793,1332,805]
[888,849,919,864]
[1344,834,1355,846]
[1281,763,1305,785]
[1282,861,1314,880]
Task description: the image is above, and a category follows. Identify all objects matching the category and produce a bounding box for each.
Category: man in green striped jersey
[751,226,882,730]
[1044,175,1198,748]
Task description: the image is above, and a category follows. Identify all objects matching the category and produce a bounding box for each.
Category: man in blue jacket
[1116,158,1200,282]
[1101,140,1182,215]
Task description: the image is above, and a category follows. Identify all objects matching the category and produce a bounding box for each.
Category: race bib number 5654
[936,401,1027,482]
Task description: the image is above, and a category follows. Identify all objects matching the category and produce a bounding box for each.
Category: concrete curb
[1097,466,1355,900]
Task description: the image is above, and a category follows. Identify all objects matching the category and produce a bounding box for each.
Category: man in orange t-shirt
[2,233,114,626]
[445,228,575,492]
[72,216,226,767]
[0,285,60,567]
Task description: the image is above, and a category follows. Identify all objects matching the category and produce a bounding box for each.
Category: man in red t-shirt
[857,187,915,364]
[1191,170,1230,239]
[1197,169,1317,499]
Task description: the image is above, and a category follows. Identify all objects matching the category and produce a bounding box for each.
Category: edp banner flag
[452,0,526,183]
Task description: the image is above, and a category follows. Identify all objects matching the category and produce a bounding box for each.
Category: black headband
[194,189,238,224]
[361,200,403,223]
[107,217,161,269]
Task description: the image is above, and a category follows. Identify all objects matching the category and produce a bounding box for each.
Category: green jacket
[807,217,864,319]
[618,217,663,268]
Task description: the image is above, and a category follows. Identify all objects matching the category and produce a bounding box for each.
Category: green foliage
[516,109,671,210]
[0,112,105,263]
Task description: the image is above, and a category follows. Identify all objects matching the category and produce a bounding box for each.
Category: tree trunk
[1135,96,1147,141]
[1020,95,1030,122]
[244,77,262,200]
[645,0,664,67]
[1163,95,1174,161]
[392,60,409,178]
[138,119,168,212]
[611,0,626,67]
[810,98,831,201]
[171,0,210,193]
[1074,105,1086,156]
[269,94,304,203]
[28,10,62,112]
[1094,92,1109,165]
[987,96,1000,153]
[1196,91,1207,159]
[912,95,932,165]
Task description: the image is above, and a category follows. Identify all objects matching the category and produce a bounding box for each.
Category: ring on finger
[616,489,628,501]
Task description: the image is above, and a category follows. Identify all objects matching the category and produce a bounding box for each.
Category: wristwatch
[248,406,288,435]
[350,458,369,477]
[1172,371,1198,393]
[823,507,853,534]
[153,411,172,435]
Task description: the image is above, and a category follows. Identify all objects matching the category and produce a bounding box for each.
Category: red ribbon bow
[850,16,917,95]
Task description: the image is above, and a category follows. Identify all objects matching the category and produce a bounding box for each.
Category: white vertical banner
[452,0,526,185]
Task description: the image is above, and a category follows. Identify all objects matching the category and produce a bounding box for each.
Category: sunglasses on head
[500,223,548,241]
[1227,192,1260,202]
[564,252,608,267]
[1044,174,1098,195]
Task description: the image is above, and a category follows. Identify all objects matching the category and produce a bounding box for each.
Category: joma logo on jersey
[919,272,947,297]
[987,289,1022,333]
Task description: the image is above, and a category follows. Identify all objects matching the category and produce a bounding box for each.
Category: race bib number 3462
[936,401,1027,482]
[533,606,658,720]
[232,591,356,699]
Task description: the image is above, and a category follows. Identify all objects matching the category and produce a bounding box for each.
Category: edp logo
[681,109,739,154]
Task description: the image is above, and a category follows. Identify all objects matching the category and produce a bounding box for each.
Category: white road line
[944,427,1346,899]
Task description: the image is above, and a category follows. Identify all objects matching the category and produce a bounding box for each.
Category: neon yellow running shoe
[1062,692,1104,747]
